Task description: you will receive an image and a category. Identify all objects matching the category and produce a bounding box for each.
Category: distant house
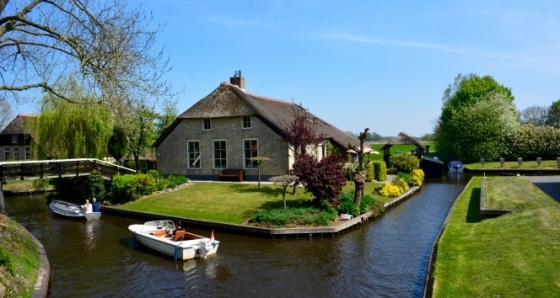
[154,72,359,181]
[0,114,36,161]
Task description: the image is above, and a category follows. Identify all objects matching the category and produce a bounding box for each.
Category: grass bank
[465,160,559,169]
[432,177,560,296]
[0,214,40,298]
[117,181,387,224]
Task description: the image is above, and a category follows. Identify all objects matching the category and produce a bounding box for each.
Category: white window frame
[25,147,30,160]
[11,135,17,144]
[4,148,9,160]
[244,139,259,168]
[213,140,227,169]
[187,141,201,169]
[13,148,19,160]
[242,116,252,129]
[203,119,212,130]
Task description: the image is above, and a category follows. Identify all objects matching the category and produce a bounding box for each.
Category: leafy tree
[126,104,158,171]
[0,0,173,114]
[292,153,346,207]
[30,83,113,159]
[447,92,519,162]
[520,105,548,126]
[107,125,128,163]
[505,124,560,159]
[156,99,178,135]
[434,73,517,162]
[545,100,560,128]
[269,175,298,210]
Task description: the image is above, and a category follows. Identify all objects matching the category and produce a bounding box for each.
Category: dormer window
[11,135,18,144]
[242,116,251,129]
[203,119,211,130]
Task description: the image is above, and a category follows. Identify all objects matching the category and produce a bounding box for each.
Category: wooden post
[0,182,4,214]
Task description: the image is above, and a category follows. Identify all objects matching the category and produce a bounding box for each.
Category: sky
[20,0,560,137]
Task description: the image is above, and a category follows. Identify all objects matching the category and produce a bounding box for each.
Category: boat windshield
[145,220,175,230]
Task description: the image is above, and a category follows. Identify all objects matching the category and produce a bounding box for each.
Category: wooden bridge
[0,158,136,214]
[0,158,136,182]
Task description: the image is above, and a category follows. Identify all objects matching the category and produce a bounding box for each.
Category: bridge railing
[0,158,136,181]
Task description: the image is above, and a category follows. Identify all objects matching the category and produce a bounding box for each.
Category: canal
[5,173,470,297]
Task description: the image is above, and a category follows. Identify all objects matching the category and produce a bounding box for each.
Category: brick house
[154,73,359,181]
[0,114,36,161]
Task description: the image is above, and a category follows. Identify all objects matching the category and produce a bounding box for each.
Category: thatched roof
[155,82,359,149]
[380,132,425,150]
[0,114,37,135]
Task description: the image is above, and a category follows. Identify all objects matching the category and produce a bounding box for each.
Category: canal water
[5,173,469,298]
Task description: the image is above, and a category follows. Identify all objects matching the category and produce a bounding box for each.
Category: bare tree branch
[0,0,174,122]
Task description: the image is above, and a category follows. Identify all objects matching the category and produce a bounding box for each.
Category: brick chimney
[230,70,245,89]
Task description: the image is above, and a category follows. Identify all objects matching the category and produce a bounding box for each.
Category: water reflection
[5,174,470,297]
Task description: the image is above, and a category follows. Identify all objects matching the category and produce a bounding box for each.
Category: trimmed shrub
[389,154,419,173]
[110,173,155,204]
[87,169,108,201]
[372,160,387,181]
[365,162,374,182]
[147,170,160,179]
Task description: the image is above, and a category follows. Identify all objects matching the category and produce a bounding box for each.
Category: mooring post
[0,181,4,214]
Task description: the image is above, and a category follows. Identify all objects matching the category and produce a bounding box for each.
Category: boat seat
[173,230,186,241]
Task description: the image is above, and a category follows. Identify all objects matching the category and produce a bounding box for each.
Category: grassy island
[432,176,560,296]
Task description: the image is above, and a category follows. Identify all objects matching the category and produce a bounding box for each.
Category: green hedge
[372,160,387,181]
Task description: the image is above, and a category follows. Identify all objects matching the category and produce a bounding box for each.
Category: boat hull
[129,220,219,261]
[49,200,101,221]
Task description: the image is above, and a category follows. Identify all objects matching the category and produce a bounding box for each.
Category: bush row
[109,171,189,204]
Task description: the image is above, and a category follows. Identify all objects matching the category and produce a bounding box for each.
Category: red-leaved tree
[280,108,325,194]
[292,153,346,207]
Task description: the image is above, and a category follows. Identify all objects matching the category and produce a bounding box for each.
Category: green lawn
[432,176,560,297]
[117,181,387,224]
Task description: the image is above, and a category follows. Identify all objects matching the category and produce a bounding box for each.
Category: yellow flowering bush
[411,169,425,186]
[378,182,403,197]
[392,176,409,192]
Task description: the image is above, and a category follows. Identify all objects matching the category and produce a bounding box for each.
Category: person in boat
[82,199,93,213]
[91,198,100,213]
[167,221,185,237]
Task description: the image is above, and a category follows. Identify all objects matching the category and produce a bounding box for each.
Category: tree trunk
[353,171,366,207]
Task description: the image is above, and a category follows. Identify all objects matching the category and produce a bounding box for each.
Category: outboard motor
[198,240,213,258]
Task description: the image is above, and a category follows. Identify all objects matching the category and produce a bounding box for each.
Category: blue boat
[448,160,464,172]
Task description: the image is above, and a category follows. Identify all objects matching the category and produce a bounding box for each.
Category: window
[11,135,17,144]
[203,119,211,130]
[213,140,227,168]
[244,139,258,168]
[242,116,251,129]
[13,148,19,160]
[25,147,30,160]
[4,148,9,160]
[188,141,201,168]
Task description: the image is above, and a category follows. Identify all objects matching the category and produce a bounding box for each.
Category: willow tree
[31,96,113,159]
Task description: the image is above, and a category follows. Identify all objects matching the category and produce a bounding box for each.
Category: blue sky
[28,1,560,137]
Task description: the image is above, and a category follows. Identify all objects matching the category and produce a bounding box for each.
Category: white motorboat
[48,199,101,221]
[128,219,219,261]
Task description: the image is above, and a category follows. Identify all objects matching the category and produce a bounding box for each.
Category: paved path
[524,176,560,202]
